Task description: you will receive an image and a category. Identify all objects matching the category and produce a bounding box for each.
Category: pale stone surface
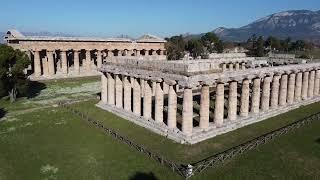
[315,70,320,96]
[123,76,132,112]
[302,71,309,100]
[295,72,303,101]
[133,78,141,115]
[61,51,68,75]
[182,88,193,136]
[271,75,280,108]
[115,74,123,108]
[308,71,315,98]
[143,80,152,119]
[200,85,210,129]
[107,73,115,105]
[167,85,177,128]
[240,79,250,117]
[101,74,108,103]
[228,81,237,121]
[261,76,271,111]
[33,51,41,76]
[251,78,261,113]
[155,82,164,123]
[74,51,80,75]
[279,74,288,106]
[214,83,224,126]
[97,51,102,69]
[85,51,91,73]
[47,51,55,76]
[287,74,296,104]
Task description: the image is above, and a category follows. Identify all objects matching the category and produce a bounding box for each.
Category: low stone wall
[209,53,247,59]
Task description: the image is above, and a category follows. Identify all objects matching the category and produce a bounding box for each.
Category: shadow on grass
[129,172,157,180]
[0,108,6,119]
[27,81,47,99]
[316,138,320,144]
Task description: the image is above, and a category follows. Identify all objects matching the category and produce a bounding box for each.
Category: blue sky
[1,0,319,38]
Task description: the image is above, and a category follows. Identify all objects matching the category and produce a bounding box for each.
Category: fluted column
[279,74,288,106]
[241,63,246,70]
[85,50,91,73]
[133,78,141,115]
[315,70,320,96]
[214,83,224,126]
[228,81,237,121]
[155,82,164,123]
[115,74,123,108]
[143,80,152,119]
[294,72,303,101]
[107,73,115,105]
[235,63,240,71]
[199,85,210,129]
[261,76,271,112]
[73,50,80,75]
[167,84,177,129]
[42,57,49,76]
[123,76,132,112]
[152,81,156,96]
[47,51,55,76]
[229,64,234,71]
[97,50,102,69]
[271,75,280,109]
[222,64,227,71]
[140,79,145,97]
[308,71,315,98]
[240,79,250,117]
[182,88,193,136]
[287,73,296,104]
[33,51,41,77]
[101,73,108,103]
[302,71,309,100]
[61,51,68,75]
[251,78,261,113]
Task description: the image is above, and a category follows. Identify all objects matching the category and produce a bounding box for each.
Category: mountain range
[210,10,320,42]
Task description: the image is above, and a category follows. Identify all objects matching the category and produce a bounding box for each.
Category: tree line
[165,32,315,60]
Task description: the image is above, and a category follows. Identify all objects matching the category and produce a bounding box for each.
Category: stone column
[123,76,132,112]
[261,76,271,112]
[115,74,123,108]
[287,73,296,104]
[33,51,41,77]
[85,50,91,73]
[155,82,164,123]
[167,84,177,129]
[308,71,315,98]
[271,75,280,109]
[143,80,152,119]
[136,50,141,56]
[302,71,309,100]
[107,50,113,57]
[294,73,302,102]
[240,79,250,117]
[279,74,288,106]
[140,79,145,97]
[42,57,49,76]
[107,73,115,105]
[228,81,237,121]
[61,51,68,75]
[73,50,80,75]
[182,88,193,136]
[241,63,246,70]
[47,51,55,76]
[152,81,156,96]
[251,78,261,113]
[97,50,102,69]
[222,64,227,71]
[315,70,320,96]
[133,78,141,115]
[199,85,210,129]
[235,63,240,71]
[214,83,224,126]
[229,64,234,71]
[163,82,169,94]
[101,73,108,103]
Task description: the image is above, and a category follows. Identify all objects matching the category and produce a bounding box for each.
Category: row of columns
[101,69,320,137]
[221,62,246,71]
[33,49,166,77]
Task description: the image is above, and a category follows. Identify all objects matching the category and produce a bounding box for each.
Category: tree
[165,35,185,60]
[186,39,204,58]
[200,32,219,53]
[256,36,265,57]
[0,45,30,102]
[215,40,224,53]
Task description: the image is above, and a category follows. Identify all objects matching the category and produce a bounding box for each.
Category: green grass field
[1,77,320,179]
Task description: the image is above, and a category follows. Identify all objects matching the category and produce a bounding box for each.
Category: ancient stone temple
[97,54,320,144]
[4,29,166,80]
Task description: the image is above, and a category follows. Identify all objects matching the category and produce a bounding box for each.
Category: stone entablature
[4,30,166,80]
[98,59,320,144]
